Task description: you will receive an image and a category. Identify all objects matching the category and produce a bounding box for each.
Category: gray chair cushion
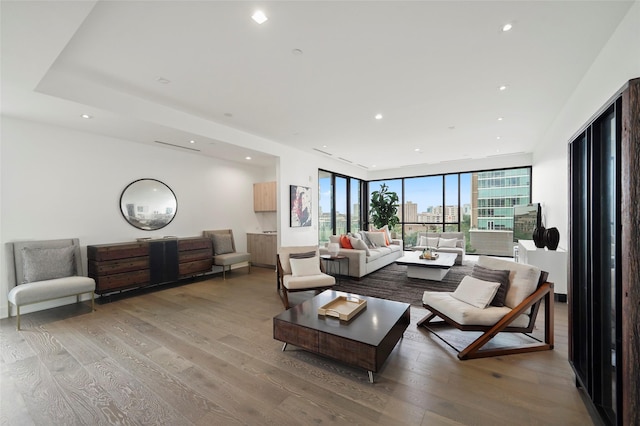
[213,252,251,266]
[8,276,95,305]
[212,233,234,255]
[21,246,76,284]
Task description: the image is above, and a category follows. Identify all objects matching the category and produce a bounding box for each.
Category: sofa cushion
[349,237,370,255]
[477,256,541,308]
[452,276,500,309]
[278,246,319,275]
[283,273,335,290]
[290,256,321,277]
[472,264,511,307]
[438,238,458,248]
[366,231,387,247]
[370,225,392,244]
[21,246,75,284]
[212,233,234,255]
[427,237,439,247]
[423,291,530,327]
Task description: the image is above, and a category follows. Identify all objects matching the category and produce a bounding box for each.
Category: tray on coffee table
[317,295,367,321]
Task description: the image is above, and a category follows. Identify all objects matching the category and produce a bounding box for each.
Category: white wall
[532,1,640,250]
[0,117,269,317]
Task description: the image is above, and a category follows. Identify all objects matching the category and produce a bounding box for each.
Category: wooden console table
[88,236,213,295]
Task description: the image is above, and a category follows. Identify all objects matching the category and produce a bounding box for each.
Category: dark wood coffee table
[273,290,410,383]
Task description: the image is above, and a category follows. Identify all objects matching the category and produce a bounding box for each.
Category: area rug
[333,261,474,306]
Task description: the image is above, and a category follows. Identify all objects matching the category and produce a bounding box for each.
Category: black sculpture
[532,204,546,248]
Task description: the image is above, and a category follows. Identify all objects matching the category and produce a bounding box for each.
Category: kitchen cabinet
[253,181,276,212]
[247,233,277,267]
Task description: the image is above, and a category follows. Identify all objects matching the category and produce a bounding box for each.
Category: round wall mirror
[120,179,177,230]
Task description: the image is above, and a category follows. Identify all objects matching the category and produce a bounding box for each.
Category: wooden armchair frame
[276,254,334,309]
[417,271,554,360]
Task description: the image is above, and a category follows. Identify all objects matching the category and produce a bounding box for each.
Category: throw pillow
[452,276,501,309]
[418,236,428,246]
[290,256,321,277]
[340,234,353,249]
[361,232,377,248]
[438,238,458,248]
[426,237,439,247]
[370,225,392,244]
[212,233,234,255]
[329,235,341,244]
[472,265,511,307]
[349,236,370,256]
[21,246,75,284]
[366,231,387,248]
[289,250,316,259]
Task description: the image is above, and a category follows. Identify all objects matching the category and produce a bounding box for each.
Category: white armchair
[276,245,335,309]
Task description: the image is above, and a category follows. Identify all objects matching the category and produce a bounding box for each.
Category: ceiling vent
[154,140,201,152]
[313,148,333,156]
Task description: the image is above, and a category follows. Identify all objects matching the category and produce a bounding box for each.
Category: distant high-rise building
[471,169,531,230]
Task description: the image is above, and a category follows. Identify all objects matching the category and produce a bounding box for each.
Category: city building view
[320,167,532,256]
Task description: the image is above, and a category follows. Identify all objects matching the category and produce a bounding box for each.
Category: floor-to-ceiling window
[368,166,531,255]
[318,170,362,244]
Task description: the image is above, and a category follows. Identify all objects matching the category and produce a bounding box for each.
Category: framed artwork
[290,185,312,227]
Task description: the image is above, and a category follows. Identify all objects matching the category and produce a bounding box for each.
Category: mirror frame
[119,178,178,231]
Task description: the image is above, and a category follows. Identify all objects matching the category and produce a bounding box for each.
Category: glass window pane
[350,178,361,233]
[444,174,459,225]
[335,177,347,235]
[318,171,333,244]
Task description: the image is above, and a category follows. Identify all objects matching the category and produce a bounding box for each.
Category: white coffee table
[395,251,457,281]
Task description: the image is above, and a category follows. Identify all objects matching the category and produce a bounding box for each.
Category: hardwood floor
[1,266,595,425]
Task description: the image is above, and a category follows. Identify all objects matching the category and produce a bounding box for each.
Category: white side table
[517,239,568,302]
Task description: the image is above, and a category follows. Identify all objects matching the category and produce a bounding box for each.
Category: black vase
[545,227,560,250]
[533,226,546,248]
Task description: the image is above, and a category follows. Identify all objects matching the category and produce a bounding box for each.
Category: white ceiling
[1,1,634,171]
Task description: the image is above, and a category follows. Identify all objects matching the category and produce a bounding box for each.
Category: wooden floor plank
[0,266,594,425]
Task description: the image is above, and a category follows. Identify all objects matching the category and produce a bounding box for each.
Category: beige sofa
[413,232,465,265]
[319,232,403,278]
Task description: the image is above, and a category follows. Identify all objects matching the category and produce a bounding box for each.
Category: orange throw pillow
[340,234,353,249]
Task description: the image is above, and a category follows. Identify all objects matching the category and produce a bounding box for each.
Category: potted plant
[369,183,400,231]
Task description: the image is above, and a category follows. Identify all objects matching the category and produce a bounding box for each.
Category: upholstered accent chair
[276,245,335,309]
[203,229,251,279]
[418,256,554,360]
[7,238,96,330]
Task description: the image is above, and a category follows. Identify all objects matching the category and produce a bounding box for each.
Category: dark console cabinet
[88,237,213,295]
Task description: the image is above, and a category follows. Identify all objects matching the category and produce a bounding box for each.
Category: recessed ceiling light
[375,114,383,120]
[322,145,328,148]
[414,148,421,152]
[372,164,377,168]
[252,10,268,24]
[81,114,92,119]
[245,156,252,160]
[497,136,501,140]
[156,77,171,84]
[498,117,503,121]
[499,85,508,91]
[502,23,513,32]
[189,140,196,144]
